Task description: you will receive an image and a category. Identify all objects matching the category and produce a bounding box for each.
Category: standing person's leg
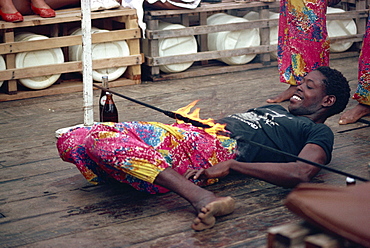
[0,0,23,22]
[339,16,370,124]
[267,0,329,103]
[0,0,19,13]
[44,0,79,9]
[12,0,79,15]
[266,0,297,103]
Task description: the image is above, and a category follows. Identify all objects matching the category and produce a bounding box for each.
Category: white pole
[81,0,94,126]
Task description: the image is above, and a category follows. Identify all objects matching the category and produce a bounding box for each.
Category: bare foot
[339,103,370,125]
[266,85,297,103]
[191,196,235,231]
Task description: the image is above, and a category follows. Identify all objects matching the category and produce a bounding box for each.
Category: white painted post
[81,0,94,126]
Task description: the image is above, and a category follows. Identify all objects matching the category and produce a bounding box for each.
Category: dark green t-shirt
[218,105,334,164]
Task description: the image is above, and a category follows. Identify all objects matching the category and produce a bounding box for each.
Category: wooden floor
[1,54,369,248]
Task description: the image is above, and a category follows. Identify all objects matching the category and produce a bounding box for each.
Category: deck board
[0,55,369,247]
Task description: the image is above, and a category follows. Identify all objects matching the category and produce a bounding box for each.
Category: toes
[191,216,216,231]
[197,212,216,225]
[190,197,235,231]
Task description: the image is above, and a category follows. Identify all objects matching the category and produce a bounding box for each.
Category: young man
[57,66,350,231]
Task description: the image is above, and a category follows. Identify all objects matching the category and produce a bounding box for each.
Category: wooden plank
[145,1,280,17]
[144,50,358,81]
[142,1,367,80]
[0,6,142,99]
[2,29,17,94]
[0,78,139,101]
[329,34,364,43]
[0,7,137,29]
[0,168,296,247]
[0,29,141,55]
[149,61,278,81]
[326,9,369,20]
[258,6,271,65]
[0,56,368,247]
[305,233,341,248]
[145,45,277,66]
[267,222,317,247]
[123,13,142,83]
[146,19,279,39]
[0,55,143,81]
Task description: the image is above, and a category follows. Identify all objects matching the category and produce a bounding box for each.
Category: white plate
[208,13,260,65]
[158,22,197,73]
[69,28,130,82]
[15,33,64,90]
[243,11,279,59]
[0,55,6,88]
[327,7,357,53]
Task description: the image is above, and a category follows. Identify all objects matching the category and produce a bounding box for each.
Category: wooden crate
[267,222,356,248]
[0,6,143,102]
[142,0,368,81]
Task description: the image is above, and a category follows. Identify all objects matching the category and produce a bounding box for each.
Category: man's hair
[315,66,351,117]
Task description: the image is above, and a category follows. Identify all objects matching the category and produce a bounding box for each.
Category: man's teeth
[292,95,302,100]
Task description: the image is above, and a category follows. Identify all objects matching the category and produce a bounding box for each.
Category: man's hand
[184,159,234,181]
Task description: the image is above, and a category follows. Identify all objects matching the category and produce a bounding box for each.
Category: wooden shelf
[142,0,368,81]
[0,6,143,102]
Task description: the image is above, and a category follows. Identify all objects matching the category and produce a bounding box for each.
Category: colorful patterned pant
[57,122,237,194]
[278,0,329,85]
[354,15,370,105]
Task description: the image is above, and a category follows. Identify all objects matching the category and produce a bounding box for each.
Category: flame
[174,100,227,136]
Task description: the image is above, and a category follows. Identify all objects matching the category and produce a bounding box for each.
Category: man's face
[288,70,328,116]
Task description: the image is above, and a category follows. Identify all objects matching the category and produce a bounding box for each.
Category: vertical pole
[81,0,94,126]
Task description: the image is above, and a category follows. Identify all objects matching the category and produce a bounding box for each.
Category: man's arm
[187,143,325,188]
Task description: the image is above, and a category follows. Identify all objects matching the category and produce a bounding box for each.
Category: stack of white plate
[158,22,198,73]
[69,27,130,82]
[326,7,357,53]
[0,55,6,88]
[207,13,260,65]
[243,11,279,59]
[15,32,64,90]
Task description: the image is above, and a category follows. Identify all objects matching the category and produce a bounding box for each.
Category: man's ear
[323,95,336,107]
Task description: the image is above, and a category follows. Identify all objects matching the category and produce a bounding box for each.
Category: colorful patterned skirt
[56,122,237,194]
[354,15,370,105]
[277,0,330,85]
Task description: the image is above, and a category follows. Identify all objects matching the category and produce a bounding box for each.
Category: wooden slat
[146,10,368,40]
[145,45,277,66]
[0,55,143,81]
[0,77,139,101]
[326,9,369,20]
[305,233,341,248]
[142,0,368,81]
[0,6,142,98]
[145,1,280,17]
[0,29,141,55]
[0,7,137,29]
[267,222,317,247]
[146,19,279,39]
[0,31,368,248]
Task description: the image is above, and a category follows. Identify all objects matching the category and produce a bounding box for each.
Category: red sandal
[31,4,56,18]
[0,9,23,22]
